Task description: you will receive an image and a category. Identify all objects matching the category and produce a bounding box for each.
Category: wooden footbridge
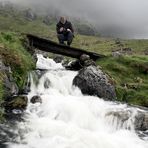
[27,34,105,61]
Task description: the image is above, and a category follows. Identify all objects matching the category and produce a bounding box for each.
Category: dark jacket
[56,20,74,35]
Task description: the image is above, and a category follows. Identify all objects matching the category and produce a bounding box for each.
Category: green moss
[6,96,28,109]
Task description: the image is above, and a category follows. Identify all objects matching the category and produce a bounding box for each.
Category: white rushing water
[9,54,148,148]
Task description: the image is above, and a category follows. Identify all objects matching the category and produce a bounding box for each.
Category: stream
[1,54,148,148]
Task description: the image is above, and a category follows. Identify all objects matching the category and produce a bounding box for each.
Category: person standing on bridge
[56,16,74,46]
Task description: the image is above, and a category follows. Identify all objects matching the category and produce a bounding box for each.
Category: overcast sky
[2,0,148,38]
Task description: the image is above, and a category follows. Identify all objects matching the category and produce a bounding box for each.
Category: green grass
[0,32,35,89]
[97,56,148,106]
[72,35,116,55]
[0,32,35,121]
[0,14,55,36]
[124,40,148,54]
[0,8,148,108]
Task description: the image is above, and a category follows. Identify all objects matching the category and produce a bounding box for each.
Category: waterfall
[8,54,148,148]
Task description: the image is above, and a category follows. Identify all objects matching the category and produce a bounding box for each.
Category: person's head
[59,16,66,24]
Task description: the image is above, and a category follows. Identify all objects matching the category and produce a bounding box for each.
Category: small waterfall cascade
[8,54,148,148]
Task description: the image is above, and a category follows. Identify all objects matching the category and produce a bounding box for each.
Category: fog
[2,0,148,38]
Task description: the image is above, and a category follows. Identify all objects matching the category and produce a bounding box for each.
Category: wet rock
[65,60,83,71]
[22,84,31,95]
[106,111,131,123]
[30,95,42,104]
[0,123,19,146]
[80,54,90,61]
[65,54,96,70]
[135,111,148,131]
[29,70,47,87]
[44,78,51,89]
[73,66,116,100]
[53,55,64,63]
[4,95,28,112]
[35,70,47,79]
[106,109,148,131]
[0,58,19,98]
[143,113,148,130]
[62,59,71,67]
[79,54,96,67]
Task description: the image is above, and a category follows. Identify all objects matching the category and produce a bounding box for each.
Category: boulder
[79,54,96,67]
[73,66,116,100]
[65,54,96,71]
[30,95,42,104]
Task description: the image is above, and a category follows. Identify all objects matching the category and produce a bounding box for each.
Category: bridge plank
[27,34,105,61]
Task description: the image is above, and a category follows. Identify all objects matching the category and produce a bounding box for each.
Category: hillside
[0,4,148,112]
[0,2,98,37]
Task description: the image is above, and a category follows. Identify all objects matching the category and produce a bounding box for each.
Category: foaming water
[36,54,63,70]
[8,55,148,148]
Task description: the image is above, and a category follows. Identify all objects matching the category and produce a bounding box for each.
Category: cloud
[1,0,148,38]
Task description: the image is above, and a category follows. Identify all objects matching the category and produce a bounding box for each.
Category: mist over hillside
[0,1,99,36]
[1,0,148,38]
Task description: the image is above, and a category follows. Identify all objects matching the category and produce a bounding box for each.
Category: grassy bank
[0,32,35,88]
[1,31,148,108]
[0,6,148,108]
[98,56,148,106]
[0,32,35,120]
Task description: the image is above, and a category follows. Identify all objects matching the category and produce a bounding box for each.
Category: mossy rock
[4,95,28,111]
